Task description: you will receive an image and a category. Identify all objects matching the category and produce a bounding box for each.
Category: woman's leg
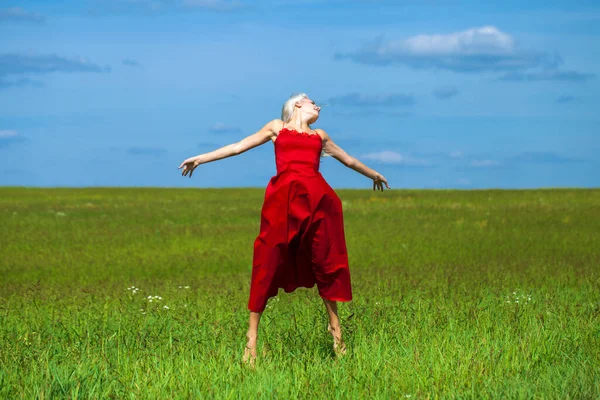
[243,311,262,365]
[322,298,346,355]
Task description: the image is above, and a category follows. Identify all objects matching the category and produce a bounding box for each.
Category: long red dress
[248,127,353,313]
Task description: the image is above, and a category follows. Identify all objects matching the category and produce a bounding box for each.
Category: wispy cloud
[498,70,594,82]
[0,77,44,90]
[182,0,250,11]
[508,152,581,163]
[0,130,26,147]
[128,146,168,156]
[88,0,252,15]
[335,26,549,72]
[0,52,110,78]
[198,141,222,149]
[208,123,242,134]
[328,92,415,107]
[556,95,578,104]
[432,86,458,99]
[334,26,593,81]
[329,109,413,118]
[359,150,430,166]
[122,58,141,67]
[0,7,44,23]
[470,159,499,167]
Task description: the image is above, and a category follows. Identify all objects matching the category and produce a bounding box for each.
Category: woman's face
[296,97,321,122]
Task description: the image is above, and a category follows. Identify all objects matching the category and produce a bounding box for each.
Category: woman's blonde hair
[281,92,330,158]
[281,92,309,123]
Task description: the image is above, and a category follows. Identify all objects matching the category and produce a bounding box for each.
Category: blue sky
[0,0,598,189]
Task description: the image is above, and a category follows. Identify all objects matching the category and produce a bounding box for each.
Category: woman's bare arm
[316,128,390,190]
[178,119,279,177]
[195,119,278,164]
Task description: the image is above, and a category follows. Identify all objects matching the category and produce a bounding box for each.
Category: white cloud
[400,26,514,55]
[360,150,430,166]
[470,159,498,167]
[335,26,564,74]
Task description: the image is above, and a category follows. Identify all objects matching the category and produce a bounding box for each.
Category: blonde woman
[178,93,390,366]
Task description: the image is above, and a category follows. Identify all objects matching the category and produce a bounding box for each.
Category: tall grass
[1,187,598,398]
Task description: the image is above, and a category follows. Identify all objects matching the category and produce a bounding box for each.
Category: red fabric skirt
[248,169,353,312]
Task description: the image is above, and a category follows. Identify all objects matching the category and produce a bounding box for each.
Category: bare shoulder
[260,119,284,143]
[314,128,330,141]
[271,119,284,130]
[266,119,284,135]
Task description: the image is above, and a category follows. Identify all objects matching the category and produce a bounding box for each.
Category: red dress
[248,127,353,312]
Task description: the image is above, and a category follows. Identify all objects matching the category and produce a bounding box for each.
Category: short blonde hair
[281,92,309,123]
[280,92,330,158]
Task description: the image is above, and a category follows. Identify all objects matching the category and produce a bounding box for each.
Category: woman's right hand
[178,156,202,178]
[373,173,390,191]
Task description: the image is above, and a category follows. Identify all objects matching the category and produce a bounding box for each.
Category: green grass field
[1,187,599,399]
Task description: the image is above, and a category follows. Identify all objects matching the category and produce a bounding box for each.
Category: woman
[178,93,390,366]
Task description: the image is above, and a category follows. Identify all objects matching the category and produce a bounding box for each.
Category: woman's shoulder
[314,128,330,141]
[267,119,285,133]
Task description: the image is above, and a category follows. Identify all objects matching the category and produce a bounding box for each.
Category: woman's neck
[286,115,310,132]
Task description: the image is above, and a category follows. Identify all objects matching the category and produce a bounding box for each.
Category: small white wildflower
[178,286,182,289]
[184,286,190,289]
[147,295,152,299]
[163,305,169,310]
[149,299,153,302]
[157,296,162,300]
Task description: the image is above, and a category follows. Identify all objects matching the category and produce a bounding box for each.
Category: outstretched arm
[178,119,278,178]
[316,128,390,191]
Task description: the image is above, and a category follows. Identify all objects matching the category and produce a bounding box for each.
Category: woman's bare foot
[327,323,346,356]
[243,336,257,367]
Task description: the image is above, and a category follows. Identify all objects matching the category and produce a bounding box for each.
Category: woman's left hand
[178,156,202,178]
[373,174,390,191]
